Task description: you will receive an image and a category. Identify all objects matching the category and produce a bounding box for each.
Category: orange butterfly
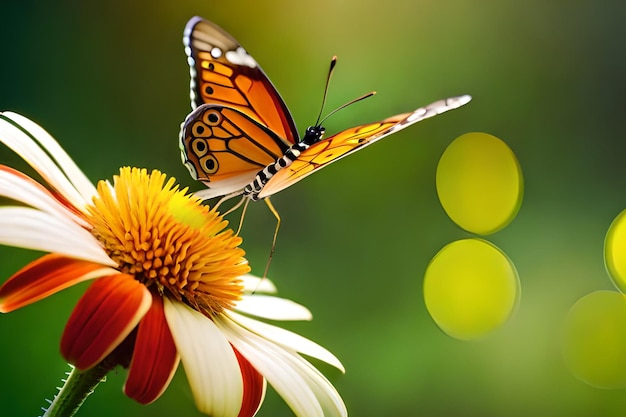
[179,16,471,202]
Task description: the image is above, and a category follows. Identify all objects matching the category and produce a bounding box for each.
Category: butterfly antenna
[313,56,376,127]
[314,56,339,126]
[318,91,377,127]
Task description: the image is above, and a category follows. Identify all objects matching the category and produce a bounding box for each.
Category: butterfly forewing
[257,95,472,199]
[184,16,299,145]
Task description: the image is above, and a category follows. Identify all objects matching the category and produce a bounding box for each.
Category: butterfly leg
[236,198,251,236]
[263,197,281,280]
[211,191,245,213]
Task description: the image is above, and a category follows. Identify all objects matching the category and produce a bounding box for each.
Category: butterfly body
[180,16,471,201]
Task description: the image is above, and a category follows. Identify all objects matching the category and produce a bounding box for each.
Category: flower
[0,112,346,417]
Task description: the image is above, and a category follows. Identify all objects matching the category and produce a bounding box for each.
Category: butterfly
[179,16,471,202]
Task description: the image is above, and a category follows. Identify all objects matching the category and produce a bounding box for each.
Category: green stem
[42,359,116,417]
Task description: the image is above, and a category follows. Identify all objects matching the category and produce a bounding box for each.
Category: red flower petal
[124,295,180,404]
[235,348,265,417]
[0,253,112,313]
[61,274,151,370]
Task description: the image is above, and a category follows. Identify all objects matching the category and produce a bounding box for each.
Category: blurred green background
[2,0,626,416]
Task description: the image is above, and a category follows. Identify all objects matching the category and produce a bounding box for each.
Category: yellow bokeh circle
[605,209,626,293]
[562,291,626,388]
[436,132,523,235]
[423,238,519,340]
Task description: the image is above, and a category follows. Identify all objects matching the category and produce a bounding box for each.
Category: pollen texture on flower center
[87,167,249,315]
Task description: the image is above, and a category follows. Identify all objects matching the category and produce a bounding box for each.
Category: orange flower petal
[235,348,265,417]
[124,295,180,404]
[0,253,115,313]
[61,274,151,370]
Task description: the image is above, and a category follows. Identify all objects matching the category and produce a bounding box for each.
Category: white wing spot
[225,47,257,68]
[407,109,427,122]
[210,47,223,59]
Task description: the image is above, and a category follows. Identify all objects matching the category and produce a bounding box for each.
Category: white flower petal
[235,294,312,321]
[0,168,89,227]
[286,352,347,417]
[163,298,243,417]
[0,114,91,211]
[2,112,97,203]
[217,315,347,417]
[228,311,344,372]
[240,274,277,294]
[216,316,322,417]
[0,207,115,266]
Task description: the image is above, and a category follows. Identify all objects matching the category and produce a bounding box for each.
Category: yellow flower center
[87,167,250,315]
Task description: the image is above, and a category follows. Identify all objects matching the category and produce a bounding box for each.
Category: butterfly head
[305,89,376,147]
[302,125,325,146]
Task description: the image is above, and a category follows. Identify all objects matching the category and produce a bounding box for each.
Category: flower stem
[43,359,116,417]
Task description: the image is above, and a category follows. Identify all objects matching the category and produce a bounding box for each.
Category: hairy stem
[42,359,116,417]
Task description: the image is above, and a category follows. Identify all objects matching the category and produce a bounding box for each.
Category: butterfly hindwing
[257,95,471,199]
[180,104,290,198]
[184,16,299,145]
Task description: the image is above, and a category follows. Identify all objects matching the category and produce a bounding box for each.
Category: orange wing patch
[258,121,398,198]
[181,105,290,185]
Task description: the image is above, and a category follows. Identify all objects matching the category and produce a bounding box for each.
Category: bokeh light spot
[423,238,519,340]
[604,209,626,293]
[562,291,626,389]
[436,132,523,235]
